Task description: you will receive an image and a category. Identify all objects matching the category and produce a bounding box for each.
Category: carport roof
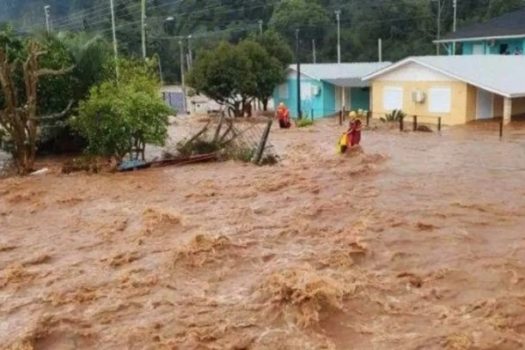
[363,55,525,98]
[287,62,392,87]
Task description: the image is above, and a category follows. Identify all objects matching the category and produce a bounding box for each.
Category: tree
[253,29,293,69]
[0,38,73,174]
[269,0,330,60]
[238,39,284,111]
[187,42,255,117]
[72,59,171,161]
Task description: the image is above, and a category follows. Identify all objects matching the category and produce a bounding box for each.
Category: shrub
[381,109,406,122]
[296,118,314,128]
[72,60,171,161]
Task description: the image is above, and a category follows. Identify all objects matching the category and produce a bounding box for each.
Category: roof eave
[434,33,525,44]
[363,57,517,98]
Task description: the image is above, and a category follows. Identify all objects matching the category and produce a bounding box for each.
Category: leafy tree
[72,59,171,161]
[0,39,73,174]
[238,39,284,111]
[37,33,113,154]
[187,41,255,117]
[252,29,293,69]
[269,0,330,60]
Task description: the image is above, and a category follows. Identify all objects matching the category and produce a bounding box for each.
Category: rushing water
[1,118,525,349]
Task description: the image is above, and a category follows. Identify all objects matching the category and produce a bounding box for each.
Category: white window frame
[301,82,312,100]
[278,84,288,99]
[428,87,451,113]
[383,86,403,111]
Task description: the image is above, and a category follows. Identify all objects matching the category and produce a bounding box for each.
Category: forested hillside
[2,0,524,83]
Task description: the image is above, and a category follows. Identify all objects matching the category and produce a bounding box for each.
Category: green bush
[295,118,314,128]
[72,60,171,161]
[381,109,406,122]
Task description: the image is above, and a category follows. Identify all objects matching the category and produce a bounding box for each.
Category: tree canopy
[3,0,525,84]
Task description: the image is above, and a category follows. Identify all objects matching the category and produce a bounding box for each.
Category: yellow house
[363,56,525,125]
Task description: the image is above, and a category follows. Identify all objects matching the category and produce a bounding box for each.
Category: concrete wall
[371,80,470,125]
[370,63,471,125]
[494,95,525,117]
[350,88,370,111]
[273,72,325,119]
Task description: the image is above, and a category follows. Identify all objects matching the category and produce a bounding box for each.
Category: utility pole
[335,10,341,63]
[312,39,317,64]
[258,20,263,35]
[378,38,382,62]
[141,0,147,59]
[434,0,442,55]
[44,5,51,33]
[295,29,302,120]
[179,40,187,114]
[109,0,119,80]
[187,35,193,69]
[452,0,458,55]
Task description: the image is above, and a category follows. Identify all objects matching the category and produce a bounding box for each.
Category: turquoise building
[435,7,525,56]
[273,62,391,119]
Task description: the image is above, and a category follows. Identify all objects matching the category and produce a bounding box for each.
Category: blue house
[435,7,525,56]
[273,62,391,119]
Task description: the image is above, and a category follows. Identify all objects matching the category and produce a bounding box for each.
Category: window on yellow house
[429,87,451,113]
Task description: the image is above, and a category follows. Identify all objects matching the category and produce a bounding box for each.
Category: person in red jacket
[349,118,362,146]
[276,102,291,129]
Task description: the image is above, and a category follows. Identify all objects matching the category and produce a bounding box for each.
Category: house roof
[288,62,391,87]
[437,7,525,43]
[363,55,525,98]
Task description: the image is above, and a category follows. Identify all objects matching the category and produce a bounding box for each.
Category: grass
[295,118,314,128]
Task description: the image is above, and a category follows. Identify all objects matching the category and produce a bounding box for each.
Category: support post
[413,115,418,131]
[366,112,371,127]
[499,119,504,139]
[311,108,314,121]
[503,97,512,125]
[339,110,343,126]
[399,116,404,131]
[295,29,302,120]
[438,117,442,132]
[253,119,273,165]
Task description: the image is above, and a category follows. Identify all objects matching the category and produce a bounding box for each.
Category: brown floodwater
[2,117,525,349]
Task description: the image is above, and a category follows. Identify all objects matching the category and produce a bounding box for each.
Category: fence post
[413,115,418,131]
[252,119,273,165]
[438,117,442,132]
[399,116,404,131]
[499,119,504,139]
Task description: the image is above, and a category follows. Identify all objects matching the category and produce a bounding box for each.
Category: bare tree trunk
[262,98,269,111]
[0,41,73,174]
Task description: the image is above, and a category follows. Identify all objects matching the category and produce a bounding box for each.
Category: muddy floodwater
[2,118,525,349]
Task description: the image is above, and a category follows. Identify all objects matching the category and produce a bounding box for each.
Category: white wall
[376,62,455,82]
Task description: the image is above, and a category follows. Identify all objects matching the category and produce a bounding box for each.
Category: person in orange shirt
[276,102,291,129]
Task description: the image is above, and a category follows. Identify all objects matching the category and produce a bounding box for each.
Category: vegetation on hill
[2,0,524,84]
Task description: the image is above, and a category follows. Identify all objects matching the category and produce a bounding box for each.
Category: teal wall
[322,81,336,117]
[350,88,370,111]
[273,77,336,119]
[273,78,371,119]
[458,38,525,55]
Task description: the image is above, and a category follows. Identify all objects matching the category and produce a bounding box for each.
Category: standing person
[276,102,291,129]
[349,118,362,147]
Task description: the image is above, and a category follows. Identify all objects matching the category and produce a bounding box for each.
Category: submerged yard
[1,117,525,349]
